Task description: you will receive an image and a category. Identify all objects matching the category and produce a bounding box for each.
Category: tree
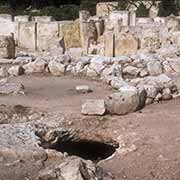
[158,0,179,16]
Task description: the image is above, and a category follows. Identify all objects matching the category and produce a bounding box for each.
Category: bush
[158,0,179,17]
[136,3,149,17]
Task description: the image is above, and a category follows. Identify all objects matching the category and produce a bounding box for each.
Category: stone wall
[0,14,81,51]
[0,5,180,56]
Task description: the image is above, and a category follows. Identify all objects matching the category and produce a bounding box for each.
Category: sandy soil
[1,74,180,180]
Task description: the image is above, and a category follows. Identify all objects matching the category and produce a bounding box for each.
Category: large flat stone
[81,99,106,115]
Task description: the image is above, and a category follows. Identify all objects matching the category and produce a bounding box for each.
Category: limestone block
[14,16,29,22]
[106,87,142,115]
[104,32,114,57]
[95,19,104,38]
[18,22,36,51]
[32,16,53,22]
[136,18,154,24]
[129,11,136,26]
[96,2,119,17]
[59,20,81,49]
[115,33,139,56]
[79,10,90,22]
[0,14,12,22]
[109,11,129,27]
[0,36,15,59]
[140,33,161,51]
[80,20,98,53]
[154,17,165,25]
[81,99,106,115]
[37,22,58,51]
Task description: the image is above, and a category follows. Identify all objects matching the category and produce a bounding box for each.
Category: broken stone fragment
[75,85,92,94]
[8,65,24,76]
[147,61,163,76]
[0,67,8,77]
[81,99,106,115]
[48,61,66,76]
[37,157,113,180]
[23,58,46,74]
[106,86,145,115]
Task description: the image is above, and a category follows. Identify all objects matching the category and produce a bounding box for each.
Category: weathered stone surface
[140,32,161,51]
[0,36,15,59]
[166,15,180,32]
[76,85,92,93]
[89,56,110,75]
[32,16,53,22]
[23,58,46,74]
[101,64,122,79]
[147,61,163,76]
[8,65,24,76]
[59,20,81,49]
[96,2,119,17]
[123,66,140,76]
[115,33,139,56]
[80,20,98,53]
[109,11,129,27]
[0,67,8,77]
[0,22,18,43]
[14,16,29,22]
[65,48,84,59]
[18,22,36,51]
[0,14,12,22]
[129,11,136,26]
[143,84,158,99]
[162,88,172,100]
[13,56,33,65]
[37,157,113,180]
[48,61,66,76]
[104,32,114,57]
[79,10,90,22]
[106,87,144,115]
[0,79,24,95]
[37,22,59,51]
[81,99,106,115]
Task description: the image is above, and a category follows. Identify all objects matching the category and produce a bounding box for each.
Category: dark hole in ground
[43,140,118,162]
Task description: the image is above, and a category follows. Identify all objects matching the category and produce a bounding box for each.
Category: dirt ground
[1,74,180,180]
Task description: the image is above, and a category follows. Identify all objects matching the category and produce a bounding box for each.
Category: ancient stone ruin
[1,1,180,180]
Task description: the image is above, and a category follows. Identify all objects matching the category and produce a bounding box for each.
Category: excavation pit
[43,139,118,162]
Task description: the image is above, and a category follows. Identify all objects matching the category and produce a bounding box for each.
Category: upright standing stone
[115,33,139,56]
[79,11,97,54]
[37,22,59,51]
[129,11,136,26]
[95,19,104,39]
[59,20,81,49]
[18,22,36,51]
[104,32,114,57]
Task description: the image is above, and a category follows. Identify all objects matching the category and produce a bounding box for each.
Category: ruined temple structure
[0,2,180,114]
[0,1,179,58]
